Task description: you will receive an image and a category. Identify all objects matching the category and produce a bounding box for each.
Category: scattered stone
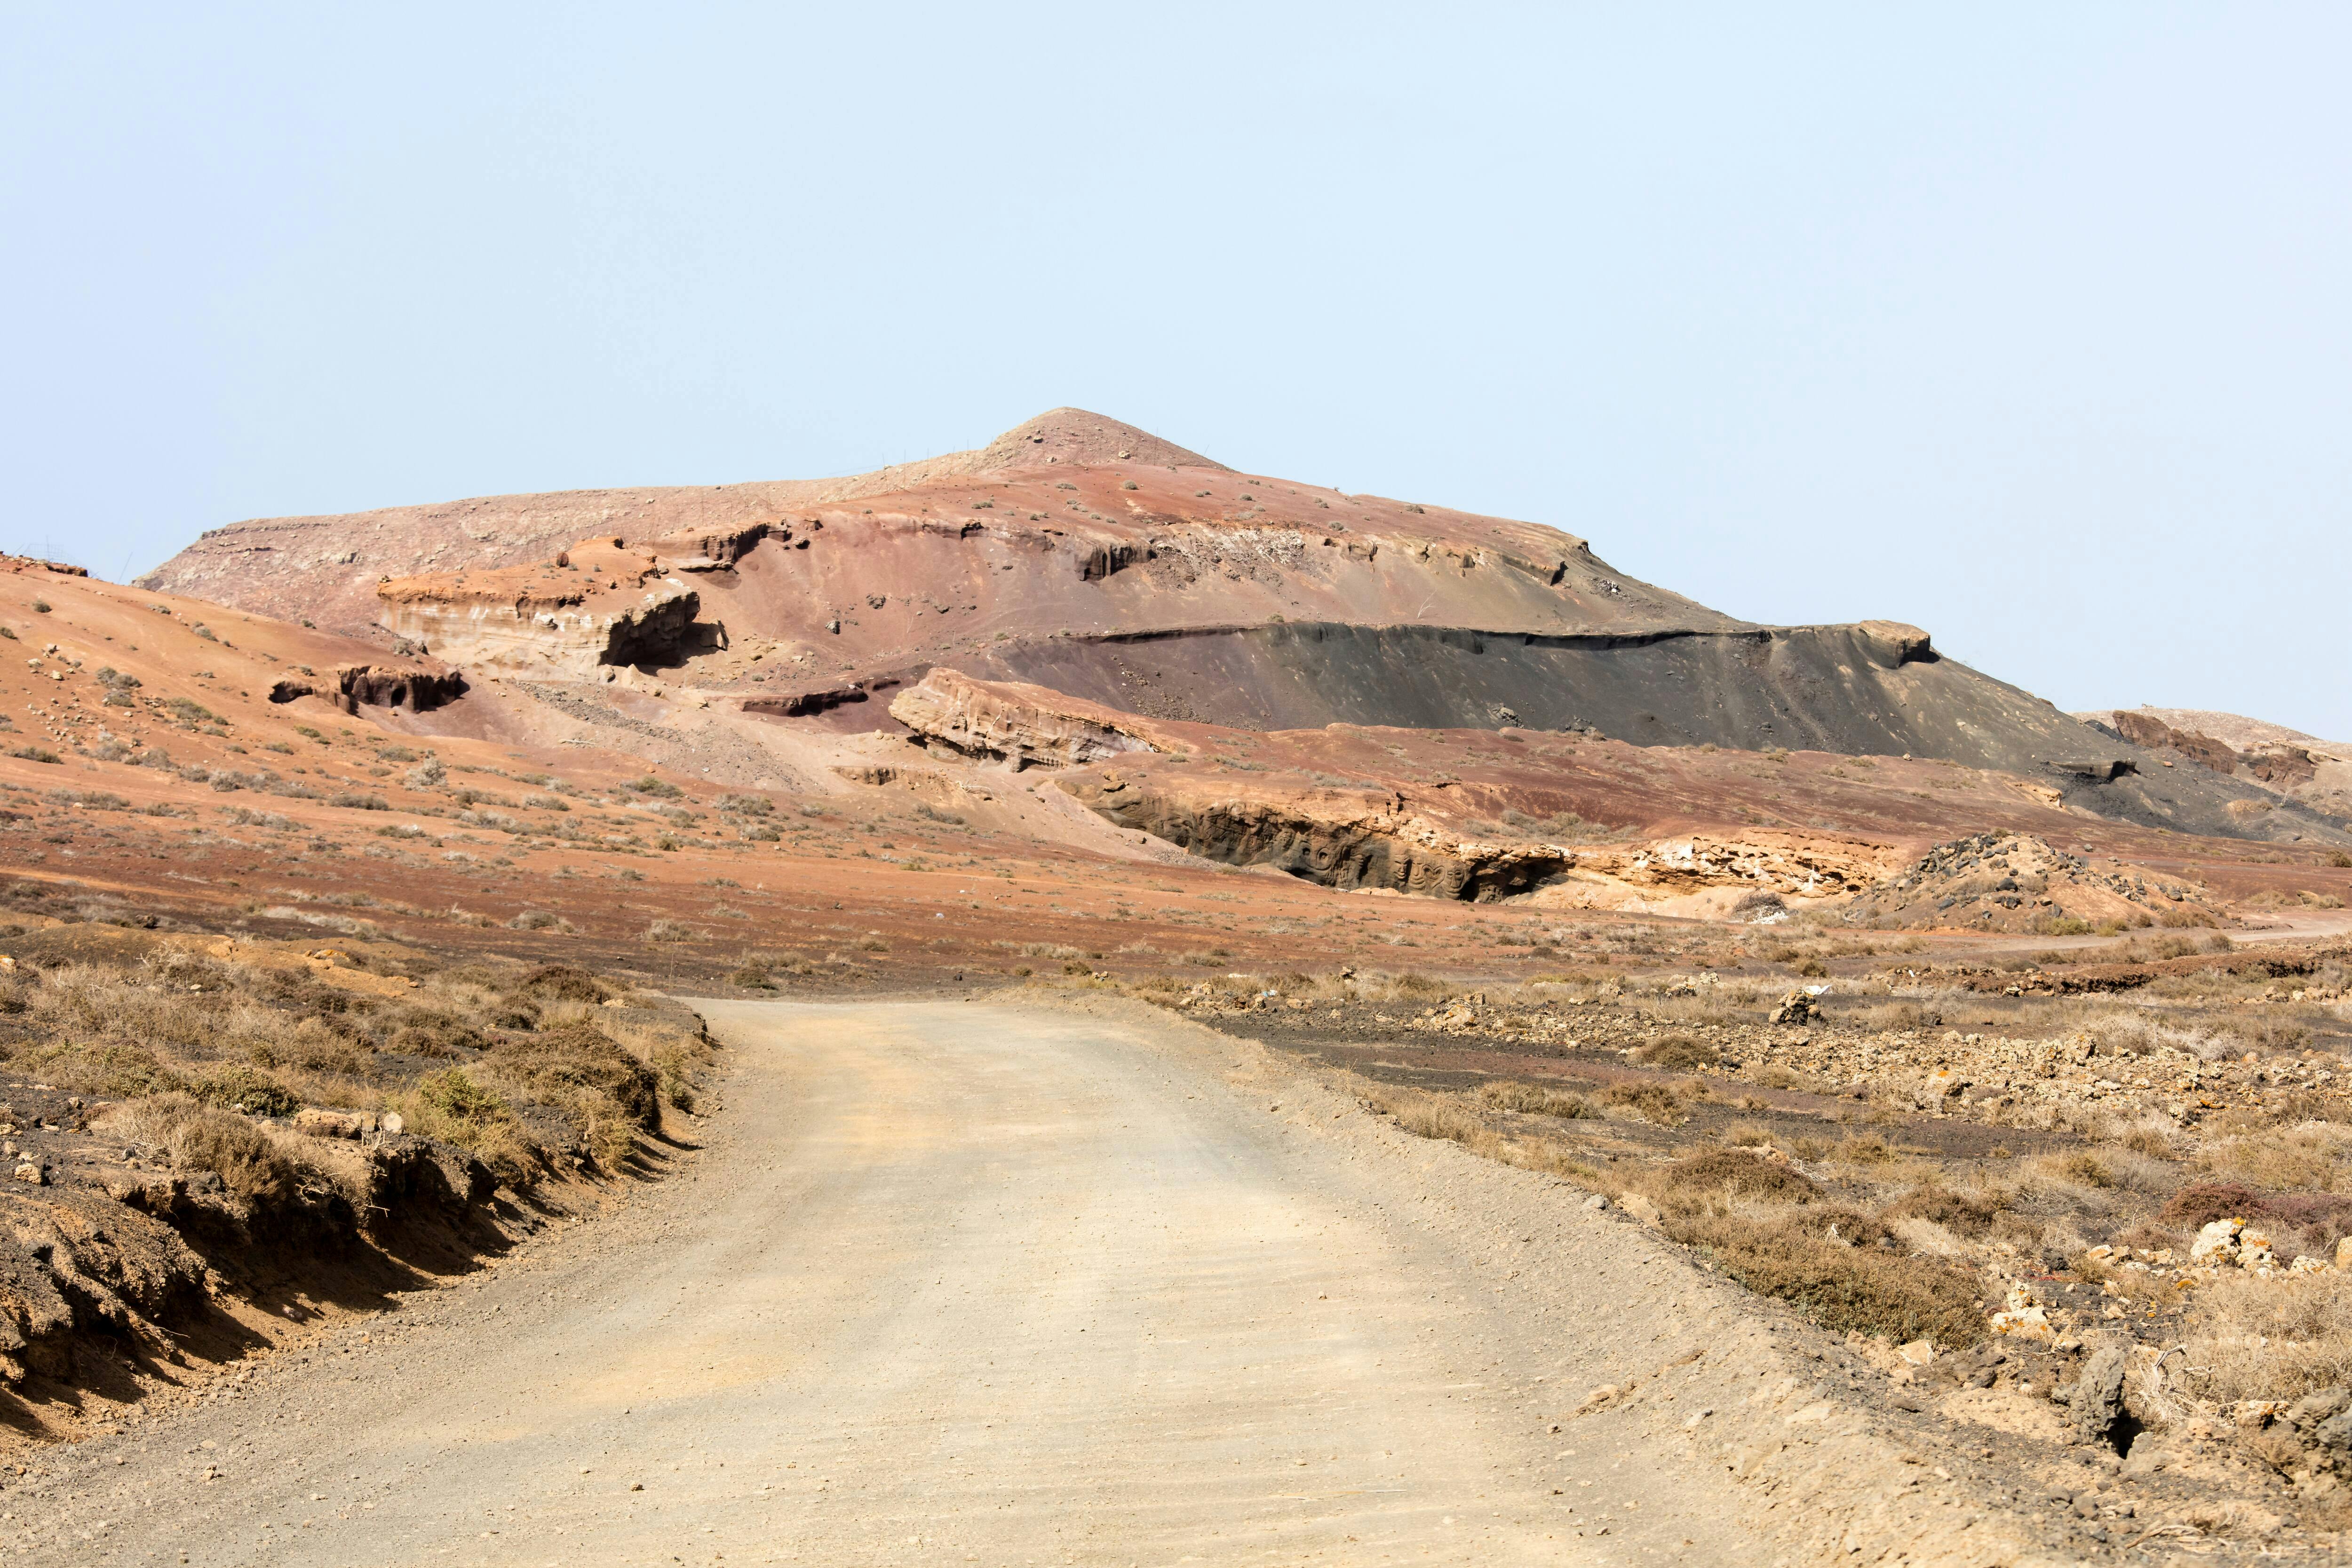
[1988,1282,2053,1342]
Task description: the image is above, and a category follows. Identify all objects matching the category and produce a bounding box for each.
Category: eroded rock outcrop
[890,668,1178,769]
[268,662,468,714]
[1059,763,1891,905]
[1065,772,1573,900]
[376,536,706,674]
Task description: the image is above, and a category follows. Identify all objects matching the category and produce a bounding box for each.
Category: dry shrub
[513,965,612,1005]
[1851,999,1942,1032]
[648,1042,699,1112]
[1668,1206,1984,1346]
[270,1019,375,1081]
[2201,1123,2352,1193]
[389,1011,488,1059]
[6,1039,184,1098]
[2163,1181,2352,1257]
[396,1067,533,1186]
[482,1022,660,1168]
[1634,1035,1719,1070]
[1601,1080,1686,1126]
[1882,1185,2003,1237]
[101,1093,304,1204]
[1657,1149,1822,1206]
[189,1063,297,1117]
[1989,1210,2045,1249]
[2185,1272,2352,1403]
[1379,1089,1495,1146]
[1353,1079,1597,1183]
[1478,1080,1592,1119]
[2062,1148,2116,1188]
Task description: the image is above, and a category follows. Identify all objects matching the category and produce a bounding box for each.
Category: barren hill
[137,409,1223,640]
[136,409,2345,847]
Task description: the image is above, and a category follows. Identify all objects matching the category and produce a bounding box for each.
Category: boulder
[2190,1218,2243,1262]
[2073,1346,2130,1445]
[2315,1407,2352,1467]
[2288,1388,2351,1433]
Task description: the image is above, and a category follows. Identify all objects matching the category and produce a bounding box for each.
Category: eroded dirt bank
[5,998,2074,1567]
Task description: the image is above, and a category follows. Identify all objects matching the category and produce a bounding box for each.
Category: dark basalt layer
[969,622,2347,847]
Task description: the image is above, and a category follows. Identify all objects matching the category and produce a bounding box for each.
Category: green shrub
[418,1066,509,1126]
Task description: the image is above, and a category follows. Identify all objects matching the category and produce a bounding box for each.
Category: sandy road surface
[16,999,2013,1568]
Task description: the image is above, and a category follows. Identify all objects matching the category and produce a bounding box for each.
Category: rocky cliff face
[2080,708,2352,828]
[374,536,705,675]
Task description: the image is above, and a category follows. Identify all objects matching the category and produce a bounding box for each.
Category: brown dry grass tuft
[1,934,707,1191]
[1634,1035,1720,1070]
[2186,1272,2352,1404]
[1601,1080,1686,1125]
[1478,1080,1592,1119]
[101,1093,308,1205]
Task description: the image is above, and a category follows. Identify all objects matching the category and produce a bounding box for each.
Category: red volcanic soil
[8,555,2348,1006]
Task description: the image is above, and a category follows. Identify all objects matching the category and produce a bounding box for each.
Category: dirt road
[19,999,2021,1567]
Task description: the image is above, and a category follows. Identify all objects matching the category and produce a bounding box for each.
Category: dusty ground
[8,424,2352,1567]
[0,997,2082,1568]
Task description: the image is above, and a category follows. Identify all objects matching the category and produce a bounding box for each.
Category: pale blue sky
[6,5,2347,736]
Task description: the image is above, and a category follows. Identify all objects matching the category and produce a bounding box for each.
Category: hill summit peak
[972,408,1230,473]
